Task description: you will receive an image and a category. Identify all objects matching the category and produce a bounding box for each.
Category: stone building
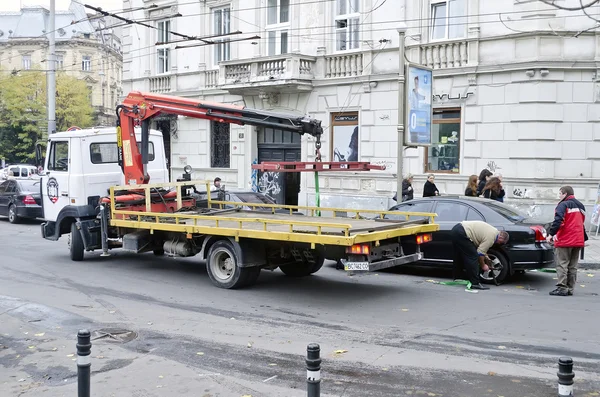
[122,0,600,219]
[0,1,123,126]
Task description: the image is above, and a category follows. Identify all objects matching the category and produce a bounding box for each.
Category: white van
[0,164,38,180]
[39,127,168,225]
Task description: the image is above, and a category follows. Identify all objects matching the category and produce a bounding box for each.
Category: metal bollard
[76,329,92,397]
[306,343,321,397]
[557,357,574,397]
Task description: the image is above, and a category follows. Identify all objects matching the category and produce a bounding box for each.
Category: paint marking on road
[263,375,278,383]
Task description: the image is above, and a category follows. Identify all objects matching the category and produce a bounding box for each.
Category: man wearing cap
[213,177,222,189]
[451,221,510,290]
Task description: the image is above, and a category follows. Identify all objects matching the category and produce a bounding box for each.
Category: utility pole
[47,0,57,135]
[396,26,407,197]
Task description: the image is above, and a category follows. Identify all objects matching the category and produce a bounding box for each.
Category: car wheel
[481,249,509,284]
[69,222,85,261]
[206,240,260,289]
[8,205,20,224]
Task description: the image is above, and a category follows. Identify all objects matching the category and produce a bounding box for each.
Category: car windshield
[234,193,273,205]
[18,180,41,193]
[481,201,527,222]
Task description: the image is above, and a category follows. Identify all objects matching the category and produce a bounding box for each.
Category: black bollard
[76,329,92,397]
[557,357,574,397]
[306,343,321,397]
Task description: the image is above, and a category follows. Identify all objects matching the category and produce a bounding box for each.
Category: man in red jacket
[547,186,587,296]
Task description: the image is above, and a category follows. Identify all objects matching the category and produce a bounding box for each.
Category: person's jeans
[554,247,580,293]
[451,223,481,285]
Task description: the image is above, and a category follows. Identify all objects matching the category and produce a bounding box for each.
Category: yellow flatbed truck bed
[72,180,439,289]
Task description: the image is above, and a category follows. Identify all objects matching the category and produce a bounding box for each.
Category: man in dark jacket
[547,186,587,296]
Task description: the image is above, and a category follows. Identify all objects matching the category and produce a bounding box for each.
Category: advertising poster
[331,114,359,162]
[406,64,433,146]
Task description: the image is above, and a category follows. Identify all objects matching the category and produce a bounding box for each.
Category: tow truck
[40,91,438,289]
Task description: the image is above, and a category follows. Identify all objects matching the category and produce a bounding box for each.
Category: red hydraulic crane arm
[116,91,323,185]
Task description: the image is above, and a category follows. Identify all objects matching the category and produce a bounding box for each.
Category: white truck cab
[39,127,168,241]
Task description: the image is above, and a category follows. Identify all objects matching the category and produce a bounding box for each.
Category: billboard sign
[405,64,433,146]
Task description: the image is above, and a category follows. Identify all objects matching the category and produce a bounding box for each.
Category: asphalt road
[1,218,600,397]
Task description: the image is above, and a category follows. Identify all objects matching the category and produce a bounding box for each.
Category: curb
[578,262,600,270]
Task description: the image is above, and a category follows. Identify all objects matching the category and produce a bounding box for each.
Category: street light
[396,25,407,199]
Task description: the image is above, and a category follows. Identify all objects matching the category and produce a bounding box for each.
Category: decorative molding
[258,91,280,106]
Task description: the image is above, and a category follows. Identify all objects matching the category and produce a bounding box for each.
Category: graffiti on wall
[251,158,259,192]
[258,171,281,196]
[486,160,501,173]
[513,187,531,199]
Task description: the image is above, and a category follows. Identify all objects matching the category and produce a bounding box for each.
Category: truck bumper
[341,252,424,272]
[41,222,59,241]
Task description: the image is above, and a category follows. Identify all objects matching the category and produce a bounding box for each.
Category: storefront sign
[405,64,433,146]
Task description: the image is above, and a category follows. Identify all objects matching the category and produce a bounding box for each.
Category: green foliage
[56,73,93,131]
[0,70,94,164]
[0,71,46,164]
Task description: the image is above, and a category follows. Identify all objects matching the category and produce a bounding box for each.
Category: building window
[22,55,31,70]
[82,55,92,71]
[424,108,461,173]
[330,112,359,162]
[335,0,360,51]
[56,54,64,69]
[213,7,231,64]
[431,0,466,41]
[157,20,171,73]
[211,121,230,168]
[266,0,289,56]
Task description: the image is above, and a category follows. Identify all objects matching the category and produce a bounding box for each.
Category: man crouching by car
[451,221,510,290]
[547,185,587,297]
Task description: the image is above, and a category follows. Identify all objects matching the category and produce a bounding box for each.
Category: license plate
[343,261,370,271]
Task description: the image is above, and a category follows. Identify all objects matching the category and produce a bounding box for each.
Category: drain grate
[91,328,138,343]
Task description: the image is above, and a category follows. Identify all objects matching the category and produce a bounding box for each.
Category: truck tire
[8,205,20,224]
[279,254,325,277]
[206,240,260,289]
[70,222,85,261]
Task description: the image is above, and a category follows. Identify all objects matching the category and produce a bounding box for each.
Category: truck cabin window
[90,142,155,164]
[48,141,69,171]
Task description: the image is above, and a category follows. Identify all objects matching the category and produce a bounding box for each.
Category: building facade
[122,0,600,218]
[0,2,123,126]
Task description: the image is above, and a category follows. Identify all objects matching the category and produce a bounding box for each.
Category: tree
[55,73,93,131]
[0,71,46,164]
[0,70,94,164]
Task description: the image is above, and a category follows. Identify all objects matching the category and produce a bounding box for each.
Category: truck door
[41,139,70,221]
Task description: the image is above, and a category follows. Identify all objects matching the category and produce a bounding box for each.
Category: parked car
[0,179,43,223]
[386,196,554,283]
[0,164,38,180]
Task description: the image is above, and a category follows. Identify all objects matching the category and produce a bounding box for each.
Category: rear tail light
[22,195,37,205]
[530,225,547,243]
[416,233,433,244]
[346,244,370,255]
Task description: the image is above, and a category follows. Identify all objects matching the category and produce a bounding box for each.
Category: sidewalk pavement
[580,235,600,268]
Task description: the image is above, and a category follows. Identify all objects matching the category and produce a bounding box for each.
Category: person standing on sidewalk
[451,221,510,290]
[547,186,587,296]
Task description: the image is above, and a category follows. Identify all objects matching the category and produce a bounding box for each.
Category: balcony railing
[415,39,475,70]
[221,54,316,86]
[325,53,363,78]
[205,69,218,88]
[149,76,171,93]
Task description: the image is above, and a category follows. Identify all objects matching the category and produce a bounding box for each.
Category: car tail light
[416,233,433,244]
[530,225,547,243]
[23,195,37,205]
[346,244,370,255]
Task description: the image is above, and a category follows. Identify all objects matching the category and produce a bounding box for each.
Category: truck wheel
[280,255,325,277]
[70,222,85,261]
[153,248,165,256]
[8,205,20,224]
[206,240,260,289]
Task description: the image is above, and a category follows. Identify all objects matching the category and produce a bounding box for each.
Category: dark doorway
[153,115,176,179]
[257,128,301,205]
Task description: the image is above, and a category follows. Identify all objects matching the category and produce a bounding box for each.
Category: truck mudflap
[341,252,424,272]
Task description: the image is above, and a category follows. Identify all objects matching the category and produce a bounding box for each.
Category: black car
[0,179,43,224]
[387,196,554,283]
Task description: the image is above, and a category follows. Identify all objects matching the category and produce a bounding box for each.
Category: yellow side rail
[107,180,439,247]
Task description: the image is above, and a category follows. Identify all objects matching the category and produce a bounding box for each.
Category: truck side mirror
[35,143,44,168]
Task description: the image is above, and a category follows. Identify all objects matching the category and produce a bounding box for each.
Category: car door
[41,139,71,221]
[0,181,9,215]
[387,200,435,257]
[425,201,472,265]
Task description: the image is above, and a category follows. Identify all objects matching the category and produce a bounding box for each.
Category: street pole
[47,0,57,135]
[396,27,407,198]
[76,329,92,397]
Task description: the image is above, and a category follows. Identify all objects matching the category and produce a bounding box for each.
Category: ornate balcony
[218,54,316,95]
[408,38,478,70]
[149,75,172,93]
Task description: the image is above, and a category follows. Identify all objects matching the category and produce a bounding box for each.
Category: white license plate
[344,262,370,271]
